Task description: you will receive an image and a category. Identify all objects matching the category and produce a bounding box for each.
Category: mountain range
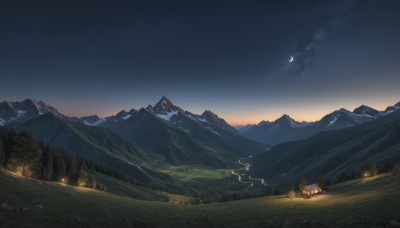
[249,107,400,188]
[92,96,265,166]
[241,102,400,145]
[0,97,267,186]
[1,97,400,194]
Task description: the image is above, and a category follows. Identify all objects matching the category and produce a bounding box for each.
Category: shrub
[287,190,296,199]
[393,163,400,175]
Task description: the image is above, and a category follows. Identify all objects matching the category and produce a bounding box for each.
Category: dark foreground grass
[1,169,399,227]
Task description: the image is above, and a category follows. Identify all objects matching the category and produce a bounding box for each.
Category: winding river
[231,155,268,187]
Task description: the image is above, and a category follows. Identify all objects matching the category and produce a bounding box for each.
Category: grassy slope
[1,169,399,227]
[87,171,193,203]
[159,165,248,199]
[251,111,400,187]
[9,113,178,188]
[103,109,266,168]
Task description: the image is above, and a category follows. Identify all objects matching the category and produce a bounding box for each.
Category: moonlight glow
[288,56,294,63]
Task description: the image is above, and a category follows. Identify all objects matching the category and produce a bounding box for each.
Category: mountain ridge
[242,101,400,145]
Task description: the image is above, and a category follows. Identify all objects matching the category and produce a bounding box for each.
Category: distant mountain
[236,124,257,133]
[242,114,315,145]
[8,112,173,185]
[0,97,265,168]
[81,109,137,126]
[316,108,372,129]
[145,96,238,134]
[99,97,267,167]
[250,108,400,188]
[0,99,70,126]
[383,102,400,115]
[242,102,400,145]
[353,105,380,118]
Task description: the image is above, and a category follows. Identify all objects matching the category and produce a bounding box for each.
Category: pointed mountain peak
[113,108,136,119]
[156,96,173,106]
[353,105,379,116]
[257,120,271,126]
[275,114,295,123]
[153,96,178,113]
[273,114,308,128]
[115,110,127,117]
[160,95,170,102]
[22,98,35,103]
[384,102,400,113]
[355,104,368,109]
[128,108,137,113]
[201,110,219,120]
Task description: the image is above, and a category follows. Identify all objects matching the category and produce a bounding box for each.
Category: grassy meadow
[1,168,400,227]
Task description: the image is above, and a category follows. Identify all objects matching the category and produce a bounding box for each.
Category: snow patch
[17,110,26,117]
[327,116,338,126]
[83,119,106,126]
[362,114,375,119]
[157,111,177,122]
[211,131,221,136]
[197,117,207,122]
[122,114,131,120]
[0,118,5,126]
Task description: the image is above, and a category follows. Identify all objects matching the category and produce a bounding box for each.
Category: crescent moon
[288,56,294,63]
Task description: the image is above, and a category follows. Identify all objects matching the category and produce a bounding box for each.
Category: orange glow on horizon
[225,100,398,126]
[58,98,399,127]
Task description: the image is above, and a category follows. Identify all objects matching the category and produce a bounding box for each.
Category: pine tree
[68,156,78,178]
[286,181,296,199]
[393,162,400,175]
[78,166,88,187]
[45,148,54,180]
[298,177,307,190]
[9,131,40,177]
[360,162,370,177]
[372,164,379,176]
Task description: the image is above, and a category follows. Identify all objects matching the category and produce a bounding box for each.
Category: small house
[302,184,321,196]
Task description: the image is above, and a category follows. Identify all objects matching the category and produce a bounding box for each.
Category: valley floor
[1,169,400,227]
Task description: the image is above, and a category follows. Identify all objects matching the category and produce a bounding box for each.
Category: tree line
[283,160,400,198]
[0,127,179,193]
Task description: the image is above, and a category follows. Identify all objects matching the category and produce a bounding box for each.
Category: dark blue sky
[1,0,400,125]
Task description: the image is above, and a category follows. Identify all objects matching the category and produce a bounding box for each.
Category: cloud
[287,0,369,77]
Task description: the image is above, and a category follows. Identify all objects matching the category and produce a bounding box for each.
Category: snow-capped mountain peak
[201,110,220,121]
[353,105,380,118]
[318,108,372,128]
[383,102,400,115]
[0,99,64,126]
[153,96,181,114]
[273,114,306,128]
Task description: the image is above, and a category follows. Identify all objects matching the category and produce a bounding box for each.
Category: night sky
[1,0,400,125]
